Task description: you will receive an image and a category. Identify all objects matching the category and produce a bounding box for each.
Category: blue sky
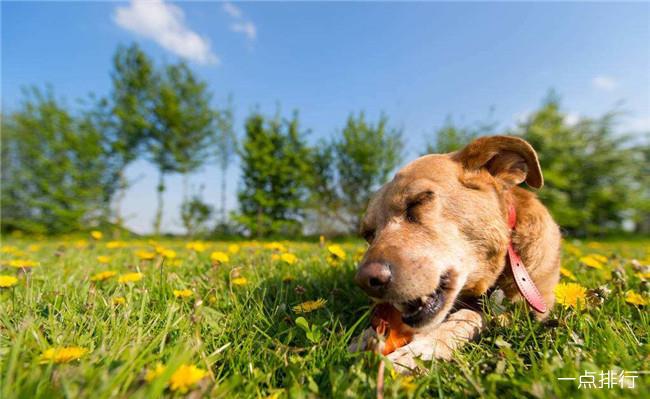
[3,1,649,233]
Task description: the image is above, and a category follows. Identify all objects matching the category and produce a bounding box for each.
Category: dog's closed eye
[405,190,434,223]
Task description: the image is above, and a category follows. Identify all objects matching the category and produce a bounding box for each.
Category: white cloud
[114,0,218,65]
[222,1,257,42]
[592,75,618,91]
[231,21,257,41]
[222,2,242,19]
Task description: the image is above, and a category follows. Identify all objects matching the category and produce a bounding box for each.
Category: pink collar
[507,203,548,313]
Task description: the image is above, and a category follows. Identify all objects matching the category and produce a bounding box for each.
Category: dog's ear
[453,135,543,188]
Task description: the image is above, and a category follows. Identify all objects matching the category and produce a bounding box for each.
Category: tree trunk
[114,169,127,239]
[182,173,189,201]
[220,165,227,224]
[154,171,165,235]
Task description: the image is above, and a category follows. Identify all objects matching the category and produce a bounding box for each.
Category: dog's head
[355,136,543,329]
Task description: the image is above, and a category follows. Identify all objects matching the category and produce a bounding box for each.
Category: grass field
[0,235,648,398]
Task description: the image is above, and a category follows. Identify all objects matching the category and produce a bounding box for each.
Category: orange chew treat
[370,303,414,355]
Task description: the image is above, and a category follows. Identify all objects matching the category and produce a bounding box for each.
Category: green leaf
[295,317,309,332]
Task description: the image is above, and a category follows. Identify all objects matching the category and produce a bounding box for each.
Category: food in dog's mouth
[371,303,414,355]
[391,275,448,327]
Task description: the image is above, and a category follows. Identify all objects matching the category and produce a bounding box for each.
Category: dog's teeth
[393,303,406,312]
[421,296,429,303]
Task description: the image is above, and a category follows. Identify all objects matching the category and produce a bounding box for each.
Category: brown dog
[350,135,561,373]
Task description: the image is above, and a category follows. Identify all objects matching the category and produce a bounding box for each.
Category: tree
[180,187,214,237]
[1,87,114,234]
[148,62,215,234]
[235,111,312,237]
[425,113,497,154]
[514,93,646,236]
[107,43,156,230]
[332,112,403,231]
[213,96,237,227]
[304,140,340,235]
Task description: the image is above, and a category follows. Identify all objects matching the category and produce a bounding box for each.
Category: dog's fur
[351,135,561,373]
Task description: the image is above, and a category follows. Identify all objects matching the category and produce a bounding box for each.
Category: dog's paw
[386,345,419,374]
[385,338,453,374]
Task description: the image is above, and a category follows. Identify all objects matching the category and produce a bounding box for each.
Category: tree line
[2,44,648,237]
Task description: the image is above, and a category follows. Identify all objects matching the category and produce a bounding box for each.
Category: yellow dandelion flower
[625,290,647,306]
[280,253,298,265]
[118,272,143,284]
[580,255,605,269]
[559,267,577,281]
[1,245,19,254]
[186,241,208,252]
[399,376,417,394]
[327,245,346,260]
[293,298,327,314]
[90,230,103,240]
[90,271,117,282]
[282,275,294,283]
[636,272,650,280]
[144,363,166,382]
[168,259,183,267]
[266,390,284,399]
[97,255,111,264]
[106,241,127,249]
[136,250,156,260]
[210,251,230,264]
[231,277,248,286]
[161,249,177,259]
[6,259,39,268]
[173,289,193,298]
[75,240,88,249]
[40,347,89,364]
[265,242,287,252]
[0,275,18,288]
[27,244,41,252]
[591,254,607,263]
[113,296,126,305]
[228,244,240,254]
[555,282,587,308]
[586,242,603,249]
[169,364,208,393]
[564,243,582,257]
[319,235,325,246]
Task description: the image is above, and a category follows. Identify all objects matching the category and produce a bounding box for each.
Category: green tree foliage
[515,95,647,236]
[304,141,340,235]
[235,111,312,237]
[425,114,497,154]
[147,62,215,234]
[331,112,404,231]
[180,189,214,237]
[213,96,238,227]
[1,87,114,234]
[107,44,156,228]
[634,139,650,233]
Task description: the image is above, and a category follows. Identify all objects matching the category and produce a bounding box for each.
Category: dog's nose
[355,262,392,296]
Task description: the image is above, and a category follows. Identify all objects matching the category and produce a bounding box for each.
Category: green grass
[0,237,648,398]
